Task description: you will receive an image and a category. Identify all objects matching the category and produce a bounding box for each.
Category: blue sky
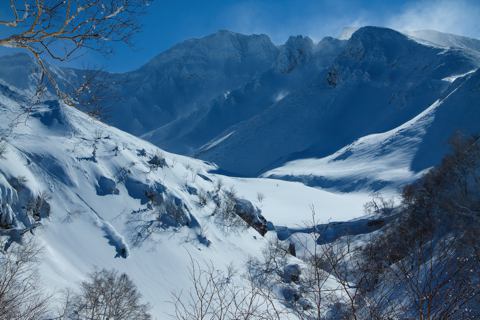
[1,0,480,72]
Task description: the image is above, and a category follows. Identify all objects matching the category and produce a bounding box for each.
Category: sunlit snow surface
[0,86,370,317]
[224,177,370,227]
[264,98,444,190]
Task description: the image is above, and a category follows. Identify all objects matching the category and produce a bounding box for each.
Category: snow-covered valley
[1,24,480,319]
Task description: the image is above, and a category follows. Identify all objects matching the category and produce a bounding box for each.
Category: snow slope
[265,66,480,191]
[3,26,477,318]
[407,29,480,57]
[0,85,267,317]
[0,80,371,317]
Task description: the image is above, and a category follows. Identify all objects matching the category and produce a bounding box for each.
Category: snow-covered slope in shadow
[144,35,346,155]
[265,68,480,191]
[196,27,479,177]
[86,30,279,137]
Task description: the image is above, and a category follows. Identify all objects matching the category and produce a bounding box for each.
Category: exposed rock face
[234,198,268,236]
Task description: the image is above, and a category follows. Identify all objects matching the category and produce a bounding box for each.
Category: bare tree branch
[0,0,150,107]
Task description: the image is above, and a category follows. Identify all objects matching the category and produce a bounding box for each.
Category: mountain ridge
[1,26,479,190]
[192,26,479,179]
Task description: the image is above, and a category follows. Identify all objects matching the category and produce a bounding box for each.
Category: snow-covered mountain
[53,26,478,191]
[265,29,480,190]
[1,25,479,318]
[144,35,346,155]
[3,26,478,191]
[0,73,371,317]
[193,27,479,180]
[87,30,278,137]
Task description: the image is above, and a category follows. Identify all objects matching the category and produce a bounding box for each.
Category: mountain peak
[284,35,314,47]
[275,35,315,73]
[339,26,417,62]
[350,26,408,43]
[143,30,276,69]
[204,29,274,46]
[209,29,269,39]
[205,29,248,40]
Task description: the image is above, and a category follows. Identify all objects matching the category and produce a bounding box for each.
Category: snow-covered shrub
[0,140,6,159]
[115,164,134,184]
[112,144,120,156]
[26,192,51,221]
[136,148,147,157]
[128,189,194,246]
[196,188,209,207]
[212,186,268,234]
[256,192,265,204]
[212,188,248,231]
[147,152,167,171]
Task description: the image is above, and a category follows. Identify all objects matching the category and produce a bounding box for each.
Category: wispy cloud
[386,0,480,38]
[221,1,374,43]
[221,0,480,44]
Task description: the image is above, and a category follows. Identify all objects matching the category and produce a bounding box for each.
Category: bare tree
[68,67,115,119]
[356,134,480,319]
[292,215,337,319]
[363,193,395,216]
[0,0,150,106]
[60,268,151,320]
[0,238,50,320]
[392,235,480,319]
[244,210,346,320]
[247,203,480,320]
[170,257,286,320]
[357,227,480,320]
